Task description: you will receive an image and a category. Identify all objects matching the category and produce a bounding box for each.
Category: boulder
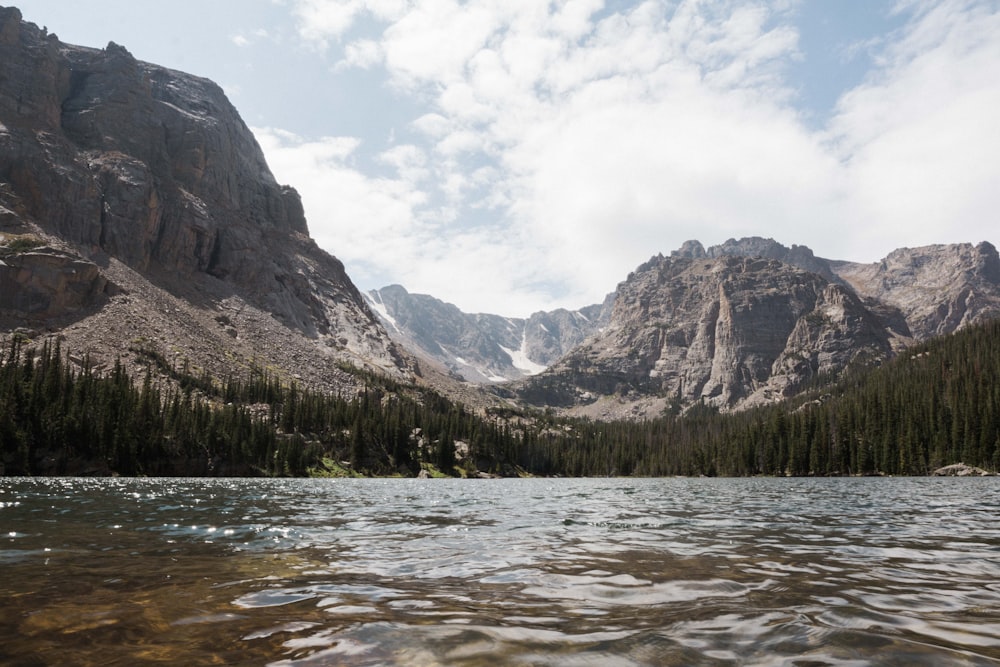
[932,463,994,477]
[0,243,108,320]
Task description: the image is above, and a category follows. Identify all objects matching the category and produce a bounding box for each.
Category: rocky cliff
[516,252,893,418]
[510,238,999,419]
[694,237,1000,343]
[830,242,1000,340]
[366,284,612,383]
[674,238,841,283]
[0,6,408,389]
[0,234,109,318]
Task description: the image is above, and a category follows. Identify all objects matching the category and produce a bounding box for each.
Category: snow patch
[449,354,510,383]
[364,292,401,334]
[500,329,547,376]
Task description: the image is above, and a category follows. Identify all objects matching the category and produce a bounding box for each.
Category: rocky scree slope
[0,7,410,390]
[366,284,613,383]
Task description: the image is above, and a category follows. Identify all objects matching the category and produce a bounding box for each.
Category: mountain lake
[1,476,998,666]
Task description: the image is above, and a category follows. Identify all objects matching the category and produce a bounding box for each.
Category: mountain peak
[1,8,410,390]
[672,240,706,258]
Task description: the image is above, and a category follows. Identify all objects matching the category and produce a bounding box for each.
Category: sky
[15,0,1000,317]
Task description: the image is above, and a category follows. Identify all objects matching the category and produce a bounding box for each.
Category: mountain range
[514,238,1000,419]
[2,5,999,424]
[364,237,1000,419]
[364,285,613,383]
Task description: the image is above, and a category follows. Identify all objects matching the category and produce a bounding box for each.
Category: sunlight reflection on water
[1,476,999,666]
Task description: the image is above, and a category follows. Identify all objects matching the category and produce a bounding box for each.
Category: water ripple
[2,476,999,666]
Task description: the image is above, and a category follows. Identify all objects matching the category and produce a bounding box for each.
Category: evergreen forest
[1,318,998,477]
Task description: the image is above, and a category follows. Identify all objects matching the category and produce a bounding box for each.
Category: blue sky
[16,0,1000,316]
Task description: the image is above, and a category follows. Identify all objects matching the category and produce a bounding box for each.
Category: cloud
[290,0,411,45]
[275,0,1000,315]
[291,0,365,44]
[339,38,382,69]
[254,126,565,315]
[231,28,271,49]
[253,127,425,273]
[830,0,1000,257]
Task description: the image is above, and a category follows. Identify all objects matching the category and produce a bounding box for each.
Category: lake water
[1,477,999,666]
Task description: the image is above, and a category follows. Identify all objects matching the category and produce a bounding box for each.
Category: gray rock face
[519,254,891,414]
[0,238,108,320]
[514,239,1000,417]
[0,7,407,382]
[831,242,1000,341]
[369,236,998,416]
[675,237,841,283]
[523,298,613,366]
[366,285,612,383]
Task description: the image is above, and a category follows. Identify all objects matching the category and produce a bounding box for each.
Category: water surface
[2,477,999,666]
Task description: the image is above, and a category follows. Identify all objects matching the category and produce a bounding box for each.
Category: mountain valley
[1,5,999,477]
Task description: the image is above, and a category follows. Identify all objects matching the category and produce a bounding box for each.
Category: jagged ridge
[365,284,613,383]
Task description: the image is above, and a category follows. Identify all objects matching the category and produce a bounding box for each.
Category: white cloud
[378,143,430,184]
[340,38,382,69]
[231,27,272,49]
[411,113,450,138]
[380,1,502,88]
[830,0,1000,258]
[253,127,427,275]
[278,0,1000,315]
[254,126,562,314]
[292,0,366,44]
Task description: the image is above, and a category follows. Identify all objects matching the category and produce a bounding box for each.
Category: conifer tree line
[511,318,1000,476]
[0,336,523,477]
[1,318,998,477]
